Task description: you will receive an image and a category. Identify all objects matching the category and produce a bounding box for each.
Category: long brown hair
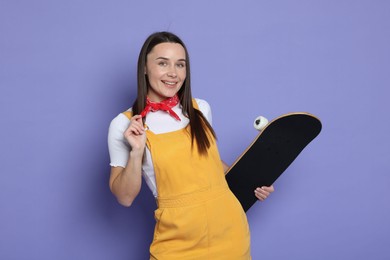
[132,31,216,155]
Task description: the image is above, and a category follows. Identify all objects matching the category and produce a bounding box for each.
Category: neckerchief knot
[140,95,181,121]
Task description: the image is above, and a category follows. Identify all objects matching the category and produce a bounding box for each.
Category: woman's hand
[123,115,146,154]
[254,185,274,201]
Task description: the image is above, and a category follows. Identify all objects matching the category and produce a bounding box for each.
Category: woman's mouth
[162,80,177,87]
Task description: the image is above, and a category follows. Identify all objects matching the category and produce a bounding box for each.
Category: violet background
[1,0,389,259]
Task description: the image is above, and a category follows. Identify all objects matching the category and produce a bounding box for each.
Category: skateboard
[225,112,322,212]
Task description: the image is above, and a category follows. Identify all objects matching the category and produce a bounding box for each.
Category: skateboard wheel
[254,116,268,131]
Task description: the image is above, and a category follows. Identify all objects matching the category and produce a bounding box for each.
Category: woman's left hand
[254,185,274,201]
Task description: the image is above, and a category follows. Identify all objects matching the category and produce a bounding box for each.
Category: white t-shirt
[108,98,212,197]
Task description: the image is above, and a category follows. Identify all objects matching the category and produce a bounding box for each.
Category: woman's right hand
[123,115,146,155]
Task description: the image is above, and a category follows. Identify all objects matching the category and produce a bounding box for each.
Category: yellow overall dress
[124,101,251,259]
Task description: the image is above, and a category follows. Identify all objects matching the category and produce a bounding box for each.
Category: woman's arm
[109,153,143,207]
[109,115,146,207]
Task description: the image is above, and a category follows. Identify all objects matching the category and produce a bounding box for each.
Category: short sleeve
[195,98,213,126]
[108,113,131,168]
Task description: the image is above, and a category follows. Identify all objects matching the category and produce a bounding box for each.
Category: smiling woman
[107,31,274,259]
[145,42,187,102]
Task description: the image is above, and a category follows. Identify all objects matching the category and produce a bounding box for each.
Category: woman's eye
[158,62,167,66]
[177,63,185,68]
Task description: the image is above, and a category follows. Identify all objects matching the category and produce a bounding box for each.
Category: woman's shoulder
[194,98,211,113]
[194,98,212,124]
[109,108,132,130]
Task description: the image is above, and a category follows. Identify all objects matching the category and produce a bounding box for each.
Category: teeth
[164,81,176,85]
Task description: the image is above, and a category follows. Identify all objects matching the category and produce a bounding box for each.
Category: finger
[256,187,270,195]
[124,126,142,137]
[125,121,143,134]
[261,185,275,193]
[128,117,145,134]
[132,114,143,123]
[255,191,265,201]
[133,114,147,127]
[131,123,144,135]
[254,188,267,201]
[254,190,262,200]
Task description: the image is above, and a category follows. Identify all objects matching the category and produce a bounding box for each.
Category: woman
[108,31,274,259]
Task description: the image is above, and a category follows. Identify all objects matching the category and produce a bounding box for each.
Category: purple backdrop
[1,0,389,259]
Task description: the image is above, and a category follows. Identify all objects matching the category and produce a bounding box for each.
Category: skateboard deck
[225,112,322,212]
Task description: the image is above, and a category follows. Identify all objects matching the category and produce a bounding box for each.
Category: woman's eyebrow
[155,57,186,62]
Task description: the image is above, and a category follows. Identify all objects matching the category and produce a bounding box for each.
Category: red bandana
[140,95,181,121]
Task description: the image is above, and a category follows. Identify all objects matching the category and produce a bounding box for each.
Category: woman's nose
[167,67,177,77]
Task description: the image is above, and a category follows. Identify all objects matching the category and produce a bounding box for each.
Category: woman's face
[145,42,187,102]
